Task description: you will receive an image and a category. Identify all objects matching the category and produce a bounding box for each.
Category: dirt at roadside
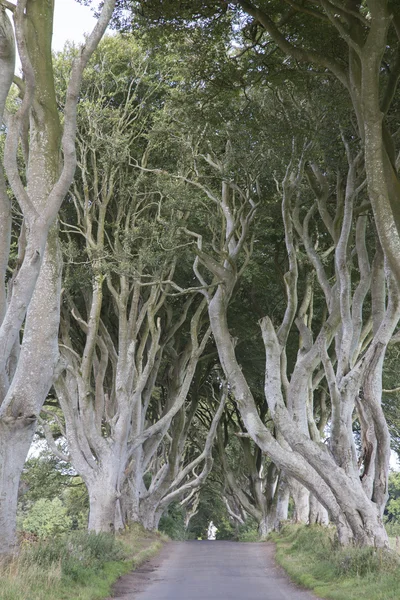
[106,542,170,600]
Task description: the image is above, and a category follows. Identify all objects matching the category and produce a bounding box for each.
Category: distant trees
[217,405,283,538]
[386,472,400,526]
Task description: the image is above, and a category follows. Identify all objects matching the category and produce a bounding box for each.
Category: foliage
[0,527,163,600]
[20,498,73,539]
[20,454,67,502]
[22,531,124,579]
[20,451,76,501]
[18,449,89,533]
[159,502,187,540]
[385,472,400,524]
[272,525,400,600]
[236,518,259,542]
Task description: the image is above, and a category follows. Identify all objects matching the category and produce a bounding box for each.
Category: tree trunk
[138,498,162,531]
[309,494,329,526]
[87,468,120,533]
[0,233,62,553]
[0,423,35,553]
[0,0,115,554]
[257,512,275,539]
[275,481,290,530]
[288,478,310,523]
[208,284,387,547]
[360,8,400,290]
[0,0,62,554]
[0,8,14,121]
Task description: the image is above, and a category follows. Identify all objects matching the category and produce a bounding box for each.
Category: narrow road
[111,541,320,600]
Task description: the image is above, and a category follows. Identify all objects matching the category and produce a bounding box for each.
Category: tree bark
[0,0,62,554]
[274,480,289,530]
[0,7,14,120]
[87,467,121,533]
[0,422,33,552]
[309,494,329,526]
[288,478,310,524]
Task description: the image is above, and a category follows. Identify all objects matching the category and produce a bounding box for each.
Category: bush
[21,498,73,538]
[273,524,400,600]
[238,529,260,542]
[159,503,186,540]
[21,531,126,583]
[237,517,259,542]
[385,520,400,537]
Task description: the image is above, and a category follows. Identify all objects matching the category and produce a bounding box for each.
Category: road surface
[111,541,320,600]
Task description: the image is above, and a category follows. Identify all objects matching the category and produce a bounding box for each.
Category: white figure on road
[207,520,218,540]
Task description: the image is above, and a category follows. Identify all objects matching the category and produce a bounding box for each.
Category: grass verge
[270,525,400,600]
[0,523,165,600]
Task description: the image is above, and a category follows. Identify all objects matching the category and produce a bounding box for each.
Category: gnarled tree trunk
[186,137,395,547]
[0,0,115,555]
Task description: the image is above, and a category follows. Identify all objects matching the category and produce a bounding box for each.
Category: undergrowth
[0,523,164,600]
[271,524,400,600]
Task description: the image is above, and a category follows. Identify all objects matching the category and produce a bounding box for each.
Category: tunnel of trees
[2,0,400,555]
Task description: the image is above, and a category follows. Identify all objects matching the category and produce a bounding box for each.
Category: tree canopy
[2,0,400,557]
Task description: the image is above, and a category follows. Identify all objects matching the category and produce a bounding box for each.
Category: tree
[113,1,400,547]
[217,406,282,538]
[126,0,400,290]
[20,497,73,539]
[0,0,115,555]
[385,471,400,525]
[196,131,398,546]
[146,72,397,545]
[129,379,227,530]
[41,37,224,532]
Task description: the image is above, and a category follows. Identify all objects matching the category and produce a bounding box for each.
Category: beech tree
[128,379,227,531]
[0,0,115,554]
[140,54,397,544]
[40,37,224,532]
[5,0,399,550]
[113,0,400,546]
[231,0,400,292]
[216,407,283,538]
[185,130,398,546]
[126,0,400,288]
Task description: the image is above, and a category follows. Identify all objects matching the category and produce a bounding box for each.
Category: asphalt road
[111,541,320,600]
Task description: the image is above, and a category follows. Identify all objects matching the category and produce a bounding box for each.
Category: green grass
[271,525,400,600]
[0,523,165,600]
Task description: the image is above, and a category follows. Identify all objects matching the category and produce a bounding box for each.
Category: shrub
[159,503,186,540]
[21,498,73,538]
[238,529,260,542]
[237,518,259,542]
[21,531,126,583]
[385,520,400,537]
